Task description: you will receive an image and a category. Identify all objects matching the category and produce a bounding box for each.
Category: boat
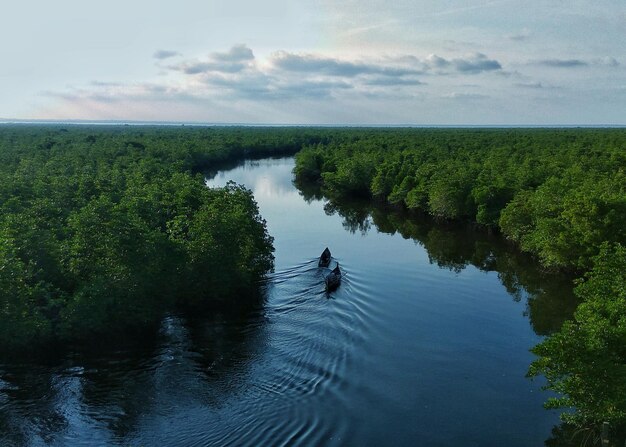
[325,264,341,291]
[319,247,331,267]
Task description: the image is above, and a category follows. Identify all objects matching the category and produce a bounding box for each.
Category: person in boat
[319,247,331,267]
[325,263,341,291]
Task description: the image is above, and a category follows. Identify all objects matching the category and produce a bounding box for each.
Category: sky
[1,0,625,125]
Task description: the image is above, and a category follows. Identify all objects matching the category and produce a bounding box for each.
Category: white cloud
[534,59,588,68]
[212,44,255,62]
[169,45,257,75]
[34,44,626,124]
[269,51,424,77]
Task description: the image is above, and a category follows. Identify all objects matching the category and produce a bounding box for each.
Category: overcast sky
[2,0,625,124]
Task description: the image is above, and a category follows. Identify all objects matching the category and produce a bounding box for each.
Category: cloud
[43,82,187,103]
[153,50,180,60]
[166,47,501,94]
[364,77,425,86]
[598,57,620,67]
[535,59,588,68]
[424,53,502,74]
[273,79,353,99]
[202,72,273,98]
[203,71,353,100]
[270,51,423,77]
[176,61,250,74]
[170,44,255,75]
[267,51,501,81]
[450,53,502,73]
[425,54,451,70]
[211,44,254,62]
[529,57,620,69]
[43,45,509,117]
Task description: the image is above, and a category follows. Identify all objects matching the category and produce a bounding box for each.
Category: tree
[528,244,626,430]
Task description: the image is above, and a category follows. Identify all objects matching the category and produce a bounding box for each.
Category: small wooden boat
[325,264,341,291]
[319,247,331,267]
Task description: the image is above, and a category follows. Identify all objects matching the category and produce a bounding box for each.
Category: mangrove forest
[1,124,625,444]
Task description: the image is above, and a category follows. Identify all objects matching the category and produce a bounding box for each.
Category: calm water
[0,157,577,446]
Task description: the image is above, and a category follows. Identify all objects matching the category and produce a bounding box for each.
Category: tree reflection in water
[0,307,266,445]
[309,189,579,336]
[298,181,585,446]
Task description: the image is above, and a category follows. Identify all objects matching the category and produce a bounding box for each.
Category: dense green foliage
[3,125,625,434]
[0,125,343,351]
[529,244,626,430]
[294,128,626,434]
[294,129,626,271]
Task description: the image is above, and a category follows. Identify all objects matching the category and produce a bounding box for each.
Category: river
[0,156,577,446]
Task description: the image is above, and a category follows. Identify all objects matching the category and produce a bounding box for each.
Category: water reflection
[301,182,579,336]
[206,157,297,198]
[0,309,267,446]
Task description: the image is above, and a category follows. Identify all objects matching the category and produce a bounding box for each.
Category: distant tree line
[293,128,626,436]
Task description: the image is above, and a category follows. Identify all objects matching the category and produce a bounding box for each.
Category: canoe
[325,264,341,291]
[319,247,331,267]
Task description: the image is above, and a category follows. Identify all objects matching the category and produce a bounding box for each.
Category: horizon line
[1,118,625,129]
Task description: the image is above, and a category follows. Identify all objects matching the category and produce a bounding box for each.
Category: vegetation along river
[0,156,578,446]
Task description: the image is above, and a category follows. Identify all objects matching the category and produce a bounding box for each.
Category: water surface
[0,157,577,446]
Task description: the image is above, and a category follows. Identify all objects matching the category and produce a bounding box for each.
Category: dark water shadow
[0,305,267,445]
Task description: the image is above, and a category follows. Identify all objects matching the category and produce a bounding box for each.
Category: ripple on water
[184,258,364,446]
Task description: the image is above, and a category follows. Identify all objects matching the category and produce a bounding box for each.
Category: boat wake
[194,258,365,446]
